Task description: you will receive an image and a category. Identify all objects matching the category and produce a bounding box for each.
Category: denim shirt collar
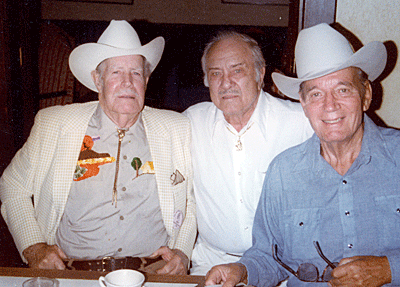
[296,114,395,176]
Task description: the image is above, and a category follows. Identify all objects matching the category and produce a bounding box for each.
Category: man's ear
[258,67,266,90]
[299,94,310,119]
[362,82,373,112]
[299,93,305,108]
[91,70,102,92]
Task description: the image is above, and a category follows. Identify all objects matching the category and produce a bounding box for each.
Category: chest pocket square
[170,169,185,186]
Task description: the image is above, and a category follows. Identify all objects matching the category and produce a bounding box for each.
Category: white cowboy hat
[69,20,165,92]
[272,23,387,100]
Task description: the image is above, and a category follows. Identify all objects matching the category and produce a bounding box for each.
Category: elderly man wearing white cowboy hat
[0,20,195,275]
[205,23,400,287]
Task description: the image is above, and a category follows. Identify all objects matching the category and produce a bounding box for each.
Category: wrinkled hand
[205,263,248,287]
[150,246,189,275]
[23,243,67,269]
[328,256,391,287]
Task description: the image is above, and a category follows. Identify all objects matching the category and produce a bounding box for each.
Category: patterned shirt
[56,105,169,259]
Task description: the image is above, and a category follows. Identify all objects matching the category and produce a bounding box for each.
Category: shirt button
[345,211,350,216]
[123,155,127,160]
[238,172,241,176]
[120,216,124,220]
[342,180,347,184]
[397,208,400,213]
[299,222,304,226]
[118,248,122,252]
[348,244,353,248]
[122,187,126,191]
[244,227,249,230]
[240,199,243,203]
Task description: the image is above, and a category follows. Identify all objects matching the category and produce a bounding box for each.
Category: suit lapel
[142,107,175,235]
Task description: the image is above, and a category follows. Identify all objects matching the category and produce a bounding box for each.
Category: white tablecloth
[0,276,198,287]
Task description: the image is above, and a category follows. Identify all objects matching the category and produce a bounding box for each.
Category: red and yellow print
[74,135,115,181]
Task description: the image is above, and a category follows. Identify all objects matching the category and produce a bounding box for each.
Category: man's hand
[205,263,248,287]
[22,243,67,269]
[149,246,189,275]
[329,256,391,287]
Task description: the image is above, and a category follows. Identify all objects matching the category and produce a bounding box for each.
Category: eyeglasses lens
[297,263,319,281]
[298,262,338,282]
[321,262,339,281]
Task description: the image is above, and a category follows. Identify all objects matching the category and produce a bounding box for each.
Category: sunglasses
[272,241,338,282]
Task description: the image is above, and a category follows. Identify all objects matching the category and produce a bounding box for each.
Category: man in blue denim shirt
[205,23,399,287]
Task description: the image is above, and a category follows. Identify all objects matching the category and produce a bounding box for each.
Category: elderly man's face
[205,37,264,121]
[300,67,372,146]
[93,54,149,123]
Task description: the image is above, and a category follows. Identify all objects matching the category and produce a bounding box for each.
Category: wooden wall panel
[41,0,289,27]
[299,0,337,30]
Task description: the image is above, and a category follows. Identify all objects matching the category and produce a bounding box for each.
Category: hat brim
[272,41,387,100]
[69,36,165,92]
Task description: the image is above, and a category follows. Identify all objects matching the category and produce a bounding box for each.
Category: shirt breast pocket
[283,208,322,260]
[374,195,400,247]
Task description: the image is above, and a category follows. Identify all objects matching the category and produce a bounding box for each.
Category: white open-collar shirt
[184,91,314,265]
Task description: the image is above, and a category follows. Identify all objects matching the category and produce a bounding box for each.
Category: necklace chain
[226,122,254,151]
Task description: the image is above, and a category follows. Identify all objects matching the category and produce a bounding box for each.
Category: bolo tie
[112,128,126,207]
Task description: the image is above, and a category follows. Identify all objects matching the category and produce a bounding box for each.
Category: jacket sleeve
[170,119,196,260]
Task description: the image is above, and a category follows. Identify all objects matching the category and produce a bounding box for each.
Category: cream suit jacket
[0,101,195,262]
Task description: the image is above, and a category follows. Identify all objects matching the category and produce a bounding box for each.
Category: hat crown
[97,20,142,50]
[295,23,354,78]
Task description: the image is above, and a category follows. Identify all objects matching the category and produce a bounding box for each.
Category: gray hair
[201,31,266,87]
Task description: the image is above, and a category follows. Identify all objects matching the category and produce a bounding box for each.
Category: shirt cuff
[387,250,400,286]
[239,257,280,287]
